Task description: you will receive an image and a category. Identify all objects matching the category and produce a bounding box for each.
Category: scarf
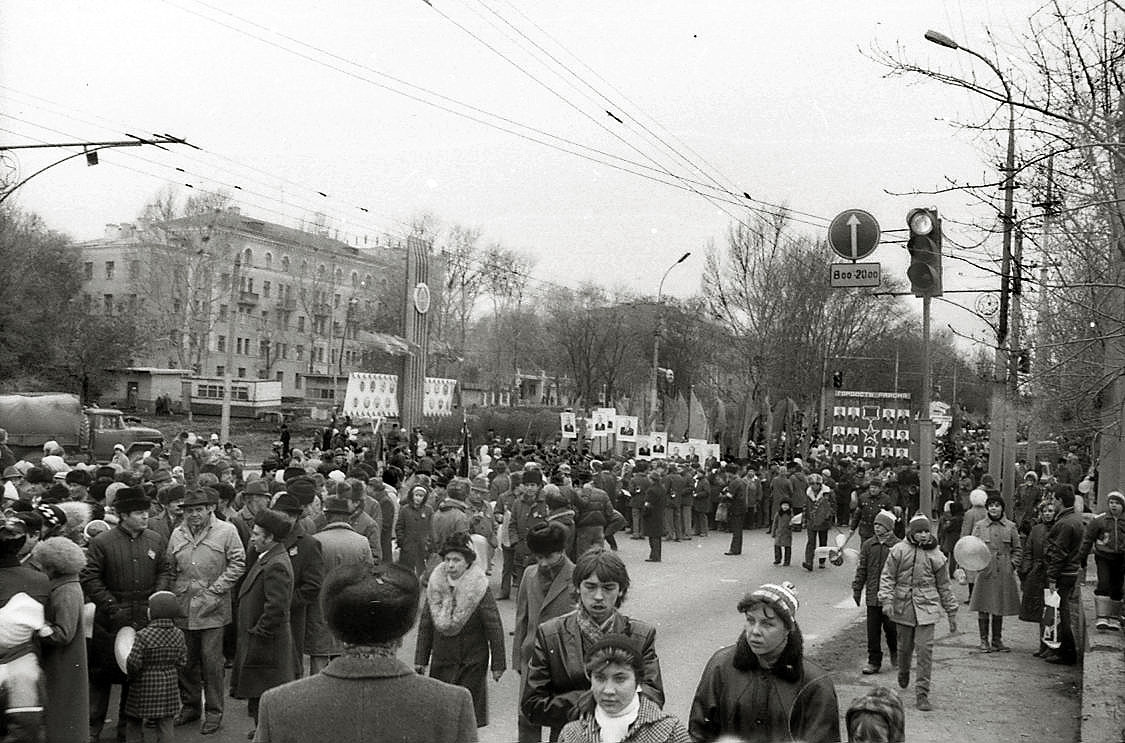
[426,561,489,636]
[342,640,401,660]
[594,690,640,743]
[576,603,618,649]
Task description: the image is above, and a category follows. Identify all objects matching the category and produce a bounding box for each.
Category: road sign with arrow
[828,209,881,261]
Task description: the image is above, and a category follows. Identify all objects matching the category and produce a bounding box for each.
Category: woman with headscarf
[414,531,506,727]
[1019,499,1057,655]
[689,581,841,743]
[523,549,663,741]
[395,484,433,577]
[969,494,1022,652]
[34,536,90,743]
[557,636,690,743]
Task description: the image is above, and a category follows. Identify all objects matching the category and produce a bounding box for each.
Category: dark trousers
[1094,553,1125,600]
[180,627,225,718]
[804,529,829,566]
[978,613,1004,641]
[866,605,897,667]
[727,513,745,554]
[90,678,128,740]
[500,545,518,598]
[647,535,662,562]
[1055,574,1079,661]
[125,715,174,743]
[774,545,791,565]
[694,512,710,536]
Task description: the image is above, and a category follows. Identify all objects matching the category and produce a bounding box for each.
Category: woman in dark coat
[415,532,506,727]
[1019,500,1057,654]
[232,510,295,737]
[690,582,841,743]
[396,485,434,577]
[35,536,90,743]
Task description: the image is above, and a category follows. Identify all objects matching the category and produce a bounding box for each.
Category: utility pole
[220,252,241,444]
[1002,226,1024,501]
[1027,157,1057,472]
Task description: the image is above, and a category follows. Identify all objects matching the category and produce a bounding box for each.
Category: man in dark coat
[81,488,173,743]
[1043,484,1086,665]
[724,465,749,556]
[264,495,325,678]
[643,463,667,562]
[232,510,295,738]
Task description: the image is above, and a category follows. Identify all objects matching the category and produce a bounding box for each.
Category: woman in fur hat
[414,531,506,727]
[969,495,1022,652]
[34,535,91,743]
[689,581,840,742]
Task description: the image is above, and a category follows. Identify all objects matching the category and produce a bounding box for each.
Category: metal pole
[1003,227,1024,502]
[894,348,900,392]
[819,353,829,438]
[220,253,240,444]
[650,252,690,432]
[919,294,934,516]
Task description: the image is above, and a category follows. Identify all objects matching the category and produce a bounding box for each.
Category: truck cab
[83,408,164,463]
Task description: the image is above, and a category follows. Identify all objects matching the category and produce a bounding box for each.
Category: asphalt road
[114,525,863,743]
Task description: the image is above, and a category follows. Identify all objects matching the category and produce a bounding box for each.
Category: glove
[881,604,893,617]
[853,593,862,607]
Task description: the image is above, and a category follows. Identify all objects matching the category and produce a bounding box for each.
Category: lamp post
[926,29,1018,503]
[650,252,691,431]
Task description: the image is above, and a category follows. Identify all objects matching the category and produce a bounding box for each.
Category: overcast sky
[1,1,1038,346]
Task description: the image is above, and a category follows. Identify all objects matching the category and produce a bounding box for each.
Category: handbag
[715,502,729,522]
[789,512,804,532]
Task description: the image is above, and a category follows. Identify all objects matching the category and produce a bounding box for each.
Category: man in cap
[81,487,173,742]
[231,481,273,550]
[166,487,246,734]
[306,493,375,674]
[149,484,185,543]
[312,481,381,564]
[267,493,326,677]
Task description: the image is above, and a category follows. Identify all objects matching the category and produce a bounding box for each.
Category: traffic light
[906,208,943,297]
[832,370,844,388]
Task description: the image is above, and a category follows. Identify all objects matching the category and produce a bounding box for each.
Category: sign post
[828,208,882,288]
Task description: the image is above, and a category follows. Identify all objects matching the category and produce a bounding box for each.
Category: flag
[458,412,471,477]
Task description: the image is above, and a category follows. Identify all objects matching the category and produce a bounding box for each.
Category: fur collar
[426,562,489,636]
[731,626,804,683]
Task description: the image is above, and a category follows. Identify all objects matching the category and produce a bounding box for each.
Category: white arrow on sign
[847,214,861,259]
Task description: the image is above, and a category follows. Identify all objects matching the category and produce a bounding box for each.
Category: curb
[1080,587,1125,743]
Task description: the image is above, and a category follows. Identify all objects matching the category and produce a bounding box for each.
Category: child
[960,488,989,600]
[937,500,964,575]
[125,590,188,742]
[845,686,906,743]
[1079,490,1125,631]
[878,514,958,712]
[769,497,793,566]
[853,510,899,675]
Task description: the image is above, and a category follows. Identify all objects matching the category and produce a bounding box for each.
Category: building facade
[78,208,431,401]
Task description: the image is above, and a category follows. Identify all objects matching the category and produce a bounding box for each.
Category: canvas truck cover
[0,393,83,448]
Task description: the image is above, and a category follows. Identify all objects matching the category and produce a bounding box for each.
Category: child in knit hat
[877,513,958,712]
[769,497,793,566]
[124,591,187,742]
[1079,490,1125,631]
[853,510,900,675]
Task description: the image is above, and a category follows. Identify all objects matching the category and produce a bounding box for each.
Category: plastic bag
[1042,588,1061,649]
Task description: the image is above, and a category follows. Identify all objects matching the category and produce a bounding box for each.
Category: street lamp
[650,252,691,430]
[926,29,1018,503]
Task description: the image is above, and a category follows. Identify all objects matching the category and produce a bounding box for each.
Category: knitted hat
[873,510,896,532]
[148,590,181,620]
[907,513,932,536]
[438,531,476,564]
[846,687,906,743]
[35,503,66,529]
[969,488,988,507]
[526,521,567,556]
[738,581,800,625]
[1106,491,1125,508]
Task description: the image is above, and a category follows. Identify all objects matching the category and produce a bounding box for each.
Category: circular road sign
[828,209,881,261]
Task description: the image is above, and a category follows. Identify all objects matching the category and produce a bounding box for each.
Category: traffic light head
[832,370,844,388]
[906,208,943,297]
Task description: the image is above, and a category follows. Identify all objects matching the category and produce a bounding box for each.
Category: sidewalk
[811,580,1083,741]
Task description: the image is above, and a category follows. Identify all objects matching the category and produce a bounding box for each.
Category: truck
[0,392,165,463]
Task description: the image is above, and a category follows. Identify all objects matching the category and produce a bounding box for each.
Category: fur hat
[969,488,988,508]
[521,469,543,487]
[873,510,896,532]
[324,564,420,644]
[527,521,568,556]
[437,531,476,564]
[985,494,1006,512]
[65,469,91,486]
[253,509,291,541]
[445,478,470,501]
[1024,470,1039,482]
[41,483,69,504]
[282,466,306,482]
[287,477,317,506]
[148,590,181,620]
[323,496,352,514]
[738,581,800,626]
[271,493,304,515]
[112,487,150,515]
[32,536,86,579]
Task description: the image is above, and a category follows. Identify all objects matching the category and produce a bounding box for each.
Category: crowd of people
[0,421,1117,743]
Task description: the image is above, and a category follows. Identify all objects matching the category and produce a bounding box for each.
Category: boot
[916,694,933,711]
[977,614,991,652]
[991,616,1009,652]
[1094,596,1113,631]
[1109,599,1123,631]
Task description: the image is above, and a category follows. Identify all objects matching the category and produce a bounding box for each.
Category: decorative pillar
[401,236,431,433]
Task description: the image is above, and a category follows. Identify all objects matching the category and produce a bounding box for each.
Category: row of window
[84,260,141,281]
[210,369,302,388]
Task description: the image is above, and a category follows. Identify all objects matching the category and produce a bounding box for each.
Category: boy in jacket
[853,510,899,675]
[1079,490,1125,631]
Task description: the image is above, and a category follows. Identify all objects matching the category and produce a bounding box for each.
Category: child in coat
[769,497,794,565]
[125,591,188,743]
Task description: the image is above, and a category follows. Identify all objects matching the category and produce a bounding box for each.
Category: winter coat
[125,618,187,719]
[255,654,477,743]
[231,541,295,699]
[692,478,712,514]
[1080,512,1125,560]
[689,631,841,743]
[770,508,794,548]
[1019,521,1052,623]
[643,477,667,536]
[726,477,748,517]
[395,501,434,572]
[559,695,691,743]
[415,563,506,727]
[960,489,989,539]
[167,517,247,630]
[629,475,650,510]
[306,522,376,657]
[432,498,472,549]
[968,517,1022,616]
[547,508,578,562]
[853,535,899,606]
[512,558,576,674]
[523,611,663,733]
[804,486,835,531]
[1045,507,1086,582]
[849,492,895,542]
[42,573,89,742]
[878,540,958,626]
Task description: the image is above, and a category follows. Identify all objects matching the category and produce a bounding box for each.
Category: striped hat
[738,581,800,624]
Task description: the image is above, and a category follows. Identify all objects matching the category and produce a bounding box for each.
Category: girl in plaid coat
[125,591,187,742]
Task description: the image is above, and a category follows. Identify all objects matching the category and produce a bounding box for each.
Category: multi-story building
[77,207,432,401]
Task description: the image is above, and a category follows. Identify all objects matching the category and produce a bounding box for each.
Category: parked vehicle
[0,392,164,463]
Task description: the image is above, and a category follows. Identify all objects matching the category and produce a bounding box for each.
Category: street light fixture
[926,29,1018,503]
[650,251,691,430]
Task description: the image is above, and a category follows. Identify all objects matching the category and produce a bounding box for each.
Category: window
[221,273,230,289]
[247,277,254,293]
[237,367,246,378]
[128,294,138,313]
[216,365,225,376]
[294,372,302,389]
[262,281,271,298]
[259,339,270,357]
[276,371,284,383]
[81,294,92,313]
[281,256,290,272]
[334,293,341,308]
[84,262,93,280]
[218,304,228,322]
[129,260,141,279]
[351,271,359,288]
[103,294,114,314]
[295,345,304,361]
[173,299,182,315]
[265,252,273,270]
[217,335,226,352]
[105,261,115,279]
[297,316,305,332]
[261,310,269,326]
